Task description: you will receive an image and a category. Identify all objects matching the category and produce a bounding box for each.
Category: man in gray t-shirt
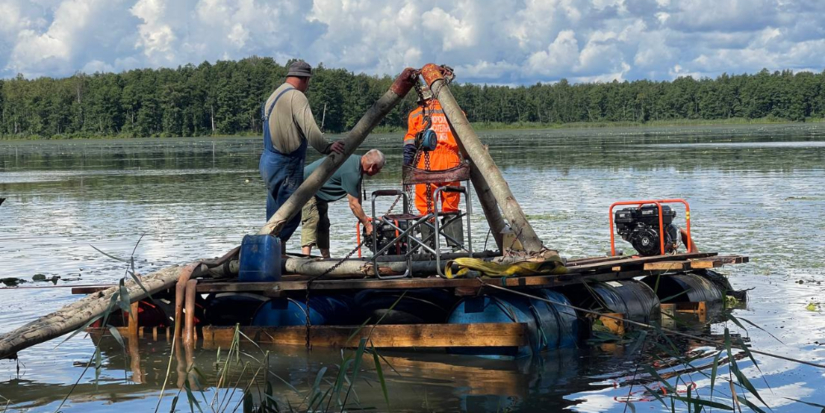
[301,150,385,258]
[259,61,345,247]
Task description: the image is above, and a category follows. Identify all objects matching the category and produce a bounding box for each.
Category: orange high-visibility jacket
[404,99,461,215]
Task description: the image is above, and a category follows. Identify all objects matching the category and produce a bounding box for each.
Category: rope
[476,279,825,369]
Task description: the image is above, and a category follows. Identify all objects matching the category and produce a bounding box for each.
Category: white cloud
[527,30,580,77]
[0,0,823,83]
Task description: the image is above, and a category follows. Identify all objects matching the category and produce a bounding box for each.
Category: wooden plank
[200,323,528,348]
[567,252,716,274]
[72,286,111,294]
[644,261,691,271]
[600,313,625,335]
[689,256,749,269]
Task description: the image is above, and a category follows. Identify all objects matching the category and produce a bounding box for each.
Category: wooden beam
[689,256,749,269]
[599,313,625,335]
[200,323,528,349]
[644,261,691,271]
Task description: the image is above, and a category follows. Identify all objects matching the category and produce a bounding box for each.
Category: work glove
[403,143,416,166]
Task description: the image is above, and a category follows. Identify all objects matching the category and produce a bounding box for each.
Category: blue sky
[1,0,823,84]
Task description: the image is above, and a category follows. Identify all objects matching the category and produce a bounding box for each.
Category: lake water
[1,124,824,412]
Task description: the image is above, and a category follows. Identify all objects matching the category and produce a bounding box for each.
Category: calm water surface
[1,124,824,412]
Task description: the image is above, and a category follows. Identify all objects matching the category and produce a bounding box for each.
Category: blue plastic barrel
[239,234,282,282]
[447,292,579,358]
[251,296,351,327]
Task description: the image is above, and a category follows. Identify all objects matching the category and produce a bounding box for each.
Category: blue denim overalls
[259,86,307,243]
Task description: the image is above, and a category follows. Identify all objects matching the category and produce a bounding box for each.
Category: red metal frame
[609,199,691,256]
[356,222,363,258]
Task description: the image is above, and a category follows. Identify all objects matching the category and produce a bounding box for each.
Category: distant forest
[1,56,824,139]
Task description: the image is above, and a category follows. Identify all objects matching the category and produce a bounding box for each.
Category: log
[259,68,418,235]
[450,125,506,250]
[0,265,184,360]
[285,256,448,277]
[421,64,543,252]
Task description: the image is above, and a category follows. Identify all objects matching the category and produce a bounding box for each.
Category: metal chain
[304,236,368,349]
[303,187,404,349]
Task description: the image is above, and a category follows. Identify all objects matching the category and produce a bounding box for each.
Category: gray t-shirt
[304,156,362,202]
[264,83,331,155]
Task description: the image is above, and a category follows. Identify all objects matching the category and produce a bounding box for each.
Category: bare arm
[292,93,334,154]
[348,194,373,234]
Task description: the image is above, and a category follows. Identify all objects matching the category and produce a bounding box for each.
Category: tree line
[1,56,824,140]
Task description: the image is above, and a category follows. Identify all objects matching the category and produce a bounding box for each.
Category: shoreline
[1,117,823,142]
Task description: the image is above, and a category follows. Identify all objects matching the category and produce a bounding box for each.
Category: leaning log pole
[420,64,544,252]
[259,68,418,235]
[0,265,184,360]
[449,126,506,250]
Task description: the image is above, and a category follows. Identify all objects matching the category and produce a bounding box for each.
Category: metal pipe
[259,68,418,235]
[421,64,543,252]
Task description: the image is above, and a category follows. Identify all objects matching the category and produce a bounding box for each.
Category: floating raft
[77,251,748,354]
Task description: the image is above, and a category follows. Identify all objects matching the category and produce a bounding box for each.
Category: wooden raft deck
[191,252,747,296]
[80,252,747,349]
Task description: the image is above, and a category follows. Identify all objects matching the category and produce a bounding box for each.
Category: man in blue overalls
[260,61,345,248]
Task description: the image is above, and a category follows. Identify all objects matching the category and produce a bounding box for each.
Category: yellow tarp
[445,256,567,279]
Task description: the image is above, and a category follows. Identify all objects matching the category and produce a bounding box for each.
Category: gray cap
[287,61,312,78]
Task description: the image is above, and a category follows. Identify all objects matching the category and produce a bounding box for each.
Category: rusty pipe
[173,263,199,341]
[184,279,197,346]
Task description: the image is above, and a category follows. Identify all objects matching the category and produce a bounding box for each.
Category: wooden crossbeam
[689,256,749,269]
[643,255,749,271]
[200,323,528,348]
[644,261,691,271]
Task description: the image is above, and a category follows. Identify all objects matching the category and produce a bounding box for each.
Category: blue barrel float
[252,296,351,327]
[447,290,579,358]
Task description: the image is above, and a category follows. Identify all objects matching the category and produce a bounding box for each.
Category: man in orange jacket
[403,86,461,216]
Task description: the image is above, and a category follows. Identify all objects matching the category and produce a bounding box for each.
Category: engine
[614,205,680,256]
[365,219,411,256]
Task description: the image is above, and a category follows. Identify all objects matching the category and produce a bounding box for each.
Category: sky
[0,0,824,85]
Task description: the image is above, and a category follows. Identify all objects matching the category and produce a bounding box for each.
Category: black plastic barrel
[566,280,661,324]
[641,273,725,303]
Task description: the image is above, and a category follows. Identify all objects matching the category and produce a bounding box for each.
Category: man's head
[286,61,312,92]
[361,149,385,176]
